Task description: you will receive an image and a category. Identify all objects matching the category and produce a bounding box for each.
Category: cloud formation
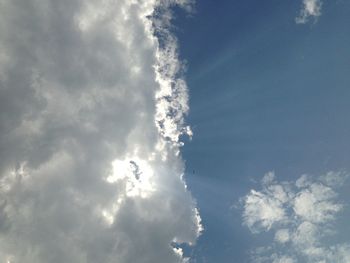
[296,0,322,24]
[242,171,350,263]
[0,0,201,262]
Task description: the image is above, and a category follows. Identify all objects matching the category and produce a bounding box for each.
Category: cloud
[0,0,201,262]
[296,0,322,24]
[242,172,290,233]
[274,229,290,244]
[241,171,350,262]
[272,255,295,263]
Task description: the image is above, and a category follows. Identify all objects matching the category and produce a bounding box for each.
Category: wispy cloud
[0,0,201,262]
[296,0,323,24]
[242,171,350,262]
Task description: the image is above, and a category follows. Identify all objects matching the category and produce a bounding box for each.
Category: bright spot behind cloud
[0,0,201,262]
[241,171,350,263]
[107,157,156,198]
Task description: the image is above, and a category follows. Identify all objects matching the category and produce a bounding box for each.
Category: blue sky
[173,0,350,262]
[0,0,349,262]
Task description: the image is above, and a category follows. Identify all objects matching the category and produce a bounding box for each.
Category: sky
[0,0,349,263]
[174,0,350,262]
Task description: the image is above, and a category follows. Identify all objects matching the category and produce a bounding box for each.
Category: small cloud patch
[296,0,322,24]
[241,171,350,262]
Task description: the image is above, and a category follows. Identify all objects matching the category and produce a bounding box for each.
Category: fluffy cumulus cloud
[0,0,202,262]
[296,0,323,24]
[242,171,350,263]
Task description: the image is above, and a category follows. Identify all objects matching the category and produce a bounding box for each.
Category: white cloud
[272,255,295,263]
[242,172,290,233]
[0,0,201,262]
[293,183,342,223]
[242,171,350,262]
[242,189,287,233]
[296,0,323,24]
[274,229,290,244]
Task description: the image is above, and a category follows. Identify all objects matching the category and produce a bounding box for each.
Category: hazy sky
[0,0,349,263]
